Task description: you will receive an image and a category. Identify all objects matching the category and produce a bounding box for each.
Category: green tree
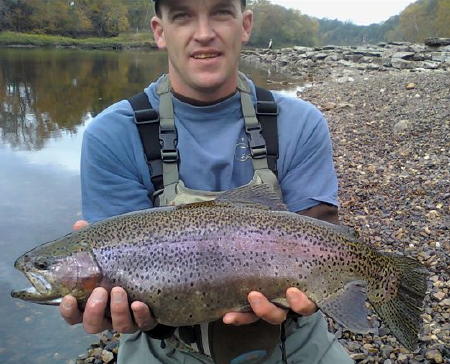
[248,0,318,47]
[386,0,450,42]
[126,0,154,33]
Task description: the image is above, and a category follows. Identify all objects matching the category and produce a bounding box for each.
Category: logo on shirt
[235,136,251,162]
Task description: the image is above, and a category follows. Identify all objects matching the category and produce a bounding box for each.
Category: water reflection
[0,47,302,363]
[0,48,169,151]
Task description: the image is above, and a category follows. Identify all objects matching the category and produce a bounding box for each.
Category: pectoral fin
[319,280,371,333]
[270,297,290,310]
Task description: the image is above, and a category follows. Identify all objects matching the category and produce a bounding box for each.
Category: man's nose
[194,17,215,43]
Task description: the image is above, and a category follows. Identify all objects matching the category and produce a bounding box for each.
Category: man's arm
[297,203,339,224]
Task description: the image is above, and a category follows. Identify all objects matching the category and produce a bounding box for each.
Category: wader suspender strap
[155,76,179,201]
[128,75,278,195]
[128,94,162,192]
[255,87,279,175]
[237,74,279,175]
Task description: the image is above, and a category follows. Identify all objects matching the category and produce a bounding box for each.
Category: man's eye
[214,9,233,17]
[172,13,190,21]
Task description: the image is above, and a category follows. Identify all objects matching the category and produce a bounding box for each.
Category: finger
[131,301,157,331]
[110,287,137,333]
[60,295,83,325]
[248,291,287,325]
[223,312,259,326]
[73,220,88,231]
[286,287,318,316]
[83,287,111,334]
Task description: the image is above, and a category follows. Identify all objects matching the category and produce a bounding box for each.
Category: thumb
[73,220,89,231]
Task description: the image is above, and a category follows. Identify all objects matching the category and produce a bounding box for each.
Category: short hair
[154,0,246,17]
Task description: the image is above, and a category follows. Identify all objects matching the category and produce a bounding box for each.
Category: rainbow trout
[11,184,427,350]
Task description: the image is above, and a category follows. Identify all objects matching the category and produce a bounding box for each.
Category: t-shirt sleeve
[278,102,338,213]
[81,118,153,223]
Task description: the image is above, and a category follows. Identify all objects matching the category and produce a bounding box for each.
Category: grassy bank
[0,31,156,49]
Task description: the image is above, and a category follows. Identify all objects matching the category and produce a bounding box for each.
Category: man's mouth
[192,52,221,59]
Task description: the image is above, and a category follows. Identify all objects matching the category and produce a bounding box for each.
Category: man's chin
[191,73,235,93]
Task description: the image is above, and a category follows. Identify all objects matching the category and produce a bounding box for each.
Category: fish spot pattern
[61,205,399,326]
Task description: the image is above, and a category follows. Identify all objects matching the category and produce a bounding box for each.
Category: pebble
[393,119,410,133]
[351,353,367,360]
[101,349,114,363]
[433,291,446,301]
[425,349,443,363]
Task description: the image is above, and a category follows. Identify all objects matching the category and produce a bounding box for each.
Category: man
[60,0,353,362]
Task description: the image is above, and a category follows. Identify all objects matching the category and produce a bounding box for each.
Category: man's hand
[59,220,157,334]
[222,288,317,326]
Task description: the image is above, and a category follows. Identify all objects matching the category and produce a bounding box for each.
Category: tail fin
[370,255,428,351]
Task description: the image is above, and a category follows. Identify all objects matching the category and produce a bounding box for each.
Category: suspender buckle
[134,109,160,124]
[246,126,267,159]
[161,150,178,162]
[160,130,178,163]
[255,101,278,116]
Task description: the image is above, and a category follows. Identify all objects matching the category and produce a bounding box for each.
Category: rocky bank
[73,40,449,364]
[299,65,449,364]
[241,37,450,82]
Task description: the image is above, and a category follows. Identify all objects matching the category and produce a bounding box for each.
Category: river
[0,47,302,363]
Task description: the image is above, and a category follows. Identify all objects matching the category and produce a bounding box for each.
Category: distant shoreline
[0,31,157,50]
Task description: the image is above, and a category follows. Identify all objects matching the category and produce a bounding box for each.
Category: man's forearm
[297,203,339,224]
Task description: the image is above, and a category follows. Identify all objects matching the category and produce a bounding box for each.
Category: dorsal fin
[176,184,288,211]
[215,183,288,211]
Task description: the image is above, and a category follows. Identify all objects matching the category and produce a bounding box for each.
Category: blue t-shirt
[81,74,338,223]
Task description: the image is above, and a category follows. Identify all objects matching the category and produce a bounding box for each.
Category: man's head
[150,0,253,102]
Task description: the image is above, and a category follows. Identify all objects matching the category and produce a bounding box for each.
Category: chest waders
[128,74,288,364]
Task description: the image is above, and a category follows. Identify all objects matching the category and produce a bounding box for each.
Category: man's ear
[151,16,167,49]
[241,10,253,43]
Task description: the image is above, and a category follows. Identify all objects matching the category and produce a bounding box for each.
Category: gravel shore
[74,66,449,364]
[300,69,449,363]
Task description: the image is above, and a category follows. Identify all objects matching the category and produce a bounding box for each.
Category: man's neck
[172,90,237,106]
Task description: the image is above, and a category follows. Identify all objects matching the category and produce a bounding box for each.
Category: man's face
[151,0,253,101]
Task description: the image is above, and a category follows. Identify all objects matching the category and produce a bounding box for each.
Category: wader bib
[118,74,353,363]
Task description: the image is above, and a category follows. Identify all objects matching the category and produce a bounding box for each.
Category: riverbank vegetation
[0,31,154,49]
[0,0,448,48]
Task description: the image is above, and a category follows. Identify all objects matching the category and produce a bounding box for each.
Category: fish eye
[34,259,49,270]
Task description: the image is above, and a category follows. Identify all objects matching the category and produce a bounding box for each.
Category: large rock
[431,52,450,62]
[392,52,416,60]
[425,38,450,47]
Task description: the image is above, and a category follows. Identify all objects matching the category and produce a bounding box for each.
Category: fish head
[11,231,102,305]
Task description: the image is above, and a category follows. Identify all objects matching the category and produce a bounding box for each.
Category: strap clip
[246,125,267,159]
[134,109,159,124]
[256,101,278,116]
[160,129,178,163]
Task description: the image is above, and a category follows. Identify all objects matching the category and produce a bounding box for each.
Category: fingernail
[223,315,233,325]
[62,301,72,310]
[249,292,262,304]
[111,290,125,303]
[90,289,106,303]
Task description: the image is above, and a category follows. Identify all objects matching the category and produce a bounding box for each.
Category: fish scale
[11,184,427,351]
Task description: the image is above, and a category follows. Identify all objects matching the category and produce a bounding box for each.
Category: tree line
[0,0,448,45]
[0,0,153,37]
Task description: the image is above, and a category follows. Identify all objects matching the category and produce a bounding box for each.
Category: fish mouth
[11,271,61,305]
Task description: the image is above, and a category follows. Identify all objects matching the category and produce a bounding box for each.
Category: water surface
[0,47,302,363]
